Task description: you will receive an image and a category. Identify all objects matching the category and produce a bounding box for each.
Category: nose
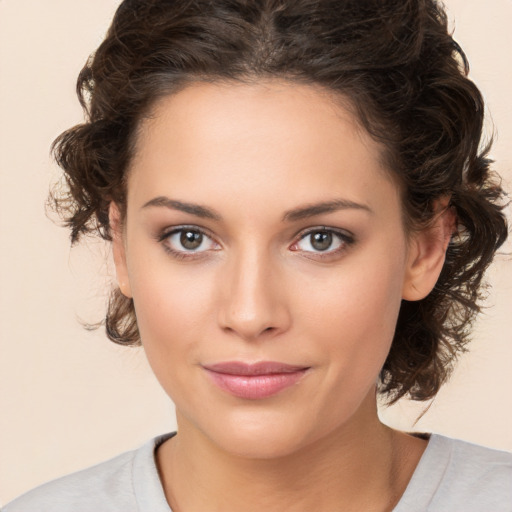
[217,247,291,341]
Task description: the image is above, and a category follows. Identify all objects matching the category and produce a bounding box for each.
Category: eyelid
[155,224,354,261]
[293,226,354,244]
[158,224,213,242]
[289,226,355,256]
[157,224,221,258]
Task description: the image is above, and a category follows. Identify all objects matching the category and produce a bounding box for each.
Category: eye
[290,228,354,257]
[160,226,219,256]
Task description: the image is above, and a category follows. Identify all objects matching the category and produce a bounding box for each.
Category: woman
[4,0,511,510]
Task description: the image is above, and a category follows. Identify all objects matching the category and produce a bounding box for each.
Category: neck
[156,394,426,512]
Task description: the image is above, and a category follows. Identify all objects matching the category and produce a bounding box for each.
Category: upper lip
[203,361,309,376]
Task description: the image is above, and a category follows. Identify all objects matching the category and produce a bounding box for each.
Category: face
[113,81,427,458]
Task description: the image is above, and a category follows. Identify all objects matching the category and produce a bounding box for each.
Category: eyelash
[157,225,220,260]
[290,227,355,261]
[157,226,355,261]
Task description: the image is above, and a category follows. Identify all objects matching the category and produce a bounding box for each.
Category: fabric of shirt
[3,433,512,512]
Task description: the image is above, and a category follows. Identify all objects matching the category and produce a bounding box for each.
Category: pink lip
[202,361,309,400]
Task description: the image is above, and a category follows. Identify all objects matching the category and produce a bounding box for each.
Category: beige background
[0,0,511,505]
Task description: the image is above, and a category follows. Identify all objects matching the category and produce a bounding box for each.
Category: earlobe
[109,202,133,299]
[402,199,456,301]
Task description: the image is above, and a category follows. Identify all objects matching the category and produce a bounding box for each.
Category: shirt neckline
[392,433,450,511]
[133,432,176,512]
[133,432,447,512]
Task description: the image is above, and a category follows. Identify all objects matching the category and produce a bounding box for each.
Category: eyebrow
[282,199,373,222]
[141,196,372,222]
[141,196,222,220]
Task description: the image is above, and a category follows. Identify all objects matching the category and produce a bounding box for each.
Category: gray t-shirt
[4,433,512,511]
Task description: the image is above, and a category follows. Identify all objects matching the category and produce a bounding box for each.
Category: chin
[195,410,329,460]
[215,430,310,460]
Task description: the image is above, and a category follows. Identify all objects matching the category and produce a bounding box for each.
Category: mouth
[202,361,310,400]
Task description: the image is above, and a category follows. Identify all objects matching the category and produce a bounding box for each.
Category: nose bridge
[218,242,289,340]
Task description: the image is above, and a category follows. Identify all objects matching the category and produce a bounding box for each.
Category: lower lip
[204,369,308,400]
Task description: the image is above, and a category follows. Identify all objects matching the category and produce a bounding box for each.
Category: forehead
[127,80,399,217]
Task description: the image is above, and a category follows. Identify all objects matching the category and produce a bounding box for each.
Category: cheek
[128,263,221,411]
[128,257,215,364]
[297,241,406,376]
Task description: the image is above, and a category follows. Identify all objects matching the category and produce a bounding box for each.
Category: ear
[402,198,456,301]
[110,202,133,298]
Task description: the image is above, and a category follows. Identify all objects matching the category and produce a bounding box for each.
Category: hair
[51,0,508,403]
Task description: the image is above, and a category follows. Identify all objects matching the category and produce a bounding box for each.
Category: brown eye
[180,230,203,250]
[291,228,353,257]
[162,227,219,256]
[310,231,333,251]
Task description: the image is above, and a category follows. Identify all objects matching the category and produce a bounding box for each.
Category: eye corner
[289,226,356,260]
[157,225,221,260]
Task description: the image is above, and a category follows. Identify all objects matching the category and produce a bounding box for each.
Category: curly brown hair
[51,0,508,403]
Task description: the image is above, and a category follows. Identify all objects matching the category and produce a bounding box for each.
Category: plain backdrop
[0,0,511,505]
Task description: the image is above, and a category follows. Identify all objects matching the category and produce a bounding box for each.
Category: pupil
[180,230,202,250]
[311,231,332,251]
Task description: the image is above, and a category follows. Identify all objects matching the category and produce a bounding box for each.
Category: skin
[112,81,454,511]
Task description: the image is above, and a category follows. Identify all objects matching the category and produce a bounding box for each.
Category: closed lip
[202,361,310,399]
[202,361,310,375]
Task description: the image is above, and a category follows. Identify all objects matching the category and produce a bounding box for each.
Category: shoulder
[396,434,512,512]
[3,434,174,512]
[434,435,512,486]
[3,450,137,512]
